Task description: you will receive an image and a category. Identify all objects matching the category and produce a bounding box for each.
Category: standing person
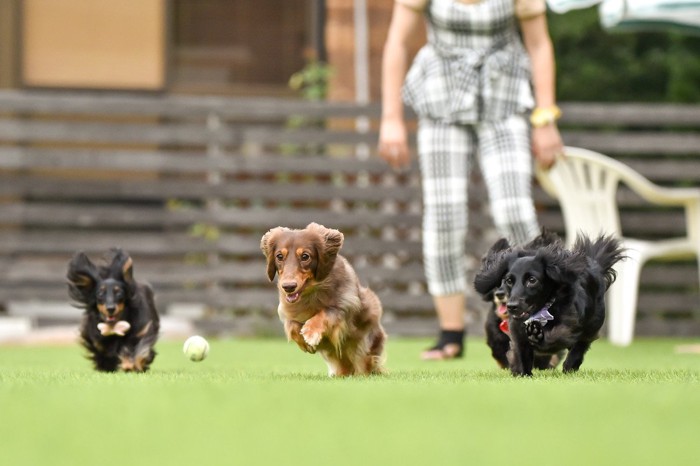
[378,0,564,360]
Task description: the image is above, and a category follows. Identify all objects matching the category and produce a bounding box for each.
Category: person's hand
[531,124,563,170]
[378,117,411,170]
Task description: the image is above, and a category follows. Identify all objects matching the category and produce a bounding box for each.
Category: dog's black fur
[67,249,160,372]
[481,229,565,370]
[475,234,625,376]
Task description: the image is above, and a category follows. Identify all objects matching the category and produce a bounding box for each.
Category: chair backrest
[535,146,625,246]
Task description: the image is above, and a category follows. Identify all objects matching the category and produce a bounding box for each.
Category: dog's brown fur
[260,222,386,377]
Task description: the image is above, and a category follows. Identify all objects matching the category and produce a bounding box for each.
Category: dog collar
[541,298,555,313]
[525,298,555,326]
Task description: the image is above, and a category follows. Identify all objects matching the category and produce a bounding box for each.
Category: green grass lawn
[1,336,699,466]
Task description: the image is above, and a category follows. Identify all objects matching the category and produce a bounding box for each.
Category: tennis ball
[183,335,210,362]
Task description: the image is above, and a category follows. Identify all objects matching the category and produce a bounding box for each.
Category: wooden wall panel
[326,0,425,102]
[22,0,166,90]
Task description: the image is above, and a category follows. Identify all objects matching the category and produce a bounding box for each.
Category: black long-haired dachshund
[67,248,160,372]
[480,228,566,370]
[475,234,625,376]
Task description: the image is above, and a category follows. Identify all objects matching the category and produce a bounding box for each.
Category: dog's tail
[574,234,626,289]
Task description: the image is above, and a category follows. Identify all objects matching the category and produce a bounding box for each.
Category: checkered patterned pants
[417,114,539,296]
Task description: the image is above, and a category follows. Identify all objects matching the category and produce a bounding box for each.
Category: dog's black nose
[506,303,519,314]
[494,290,506,300]
[281,283,297,293]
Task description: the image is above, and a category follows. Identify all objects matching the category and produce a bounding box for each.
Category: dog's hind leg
[486,325,510,369]
[550,350,566,369]
[133,351,155,372]
[365,328,387,374]
[132,338,158,372]
[118,347,137,372]
[533,355,551,370]
[534,350,565,370]
[562,341,592,372]
[321,351,355,377]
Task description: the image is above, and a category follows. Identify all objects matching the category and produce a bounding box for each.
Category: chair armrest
[562,146,700,207]
[534,165,558,198]
[623,177,700,207]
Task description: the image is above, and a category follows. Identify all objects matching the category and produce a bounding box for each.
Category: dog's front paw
[285,320,316,353]
[301,315,325,349]
[291,335,316,354]
[525,320,544,345]
[300,325,323,349]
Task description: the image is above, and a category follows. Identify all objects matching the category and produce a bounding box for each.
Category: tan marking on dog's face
[95,279,126,322]
[272,234,320,305]
[96,301,125,321]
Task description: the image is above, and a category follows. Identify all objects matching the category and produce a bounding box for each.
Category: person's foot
[421,343,463,360]
[421,329,465,360]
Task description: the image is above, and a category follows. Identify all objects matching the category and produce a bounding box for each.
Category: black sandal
[421,329,465,360]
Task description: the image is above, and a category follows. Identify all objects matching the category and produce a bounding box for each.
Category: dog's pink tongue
[497,304,508,317]
[286,292,300,303]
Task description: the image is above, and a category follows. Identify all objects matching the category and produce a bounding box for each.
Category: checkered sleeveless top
[402,0,535,123]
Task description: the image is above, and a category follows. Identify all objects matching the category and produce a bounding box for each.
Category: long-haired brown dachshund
[260,222,386,376]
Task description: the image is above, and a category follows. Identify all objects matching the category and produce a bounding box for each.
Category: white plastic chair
[535,146,700,346]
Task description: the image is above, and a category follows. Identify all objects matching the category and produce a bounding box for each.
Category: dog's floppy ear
[307,222,344,281]
[108,248,134,283]
[474,250,513,296]
[260,227,287,281]
[539,247,586,285]
[480,238,510,267]
[475,239,510,301]
[66,251,100,305]
[525,227,562,249]
[490,238,511,254]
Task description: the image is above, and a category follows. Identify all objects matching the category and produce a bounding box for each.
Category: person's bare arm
[520,14,563,169]
[378,3,424,169]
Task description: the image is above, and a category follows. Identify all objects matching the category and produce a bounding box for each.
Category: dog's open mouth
[285,292,301,304]
[510,310,530,320]
[496,304,508,318]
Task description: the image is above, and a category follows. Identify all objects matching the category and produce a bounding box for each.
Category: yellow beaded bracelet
[530,105,562,128]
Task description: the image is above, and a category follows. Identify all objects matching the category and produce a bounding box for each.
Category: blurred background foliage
[550,7,700,102]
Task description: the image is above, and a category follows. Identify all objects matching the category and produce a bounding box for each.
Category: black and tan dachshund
[475,234,625,376]
[67,249,159,372]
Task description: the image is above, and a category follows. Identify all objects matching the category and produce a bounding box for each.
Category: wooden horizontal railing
[1,90,698,337]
